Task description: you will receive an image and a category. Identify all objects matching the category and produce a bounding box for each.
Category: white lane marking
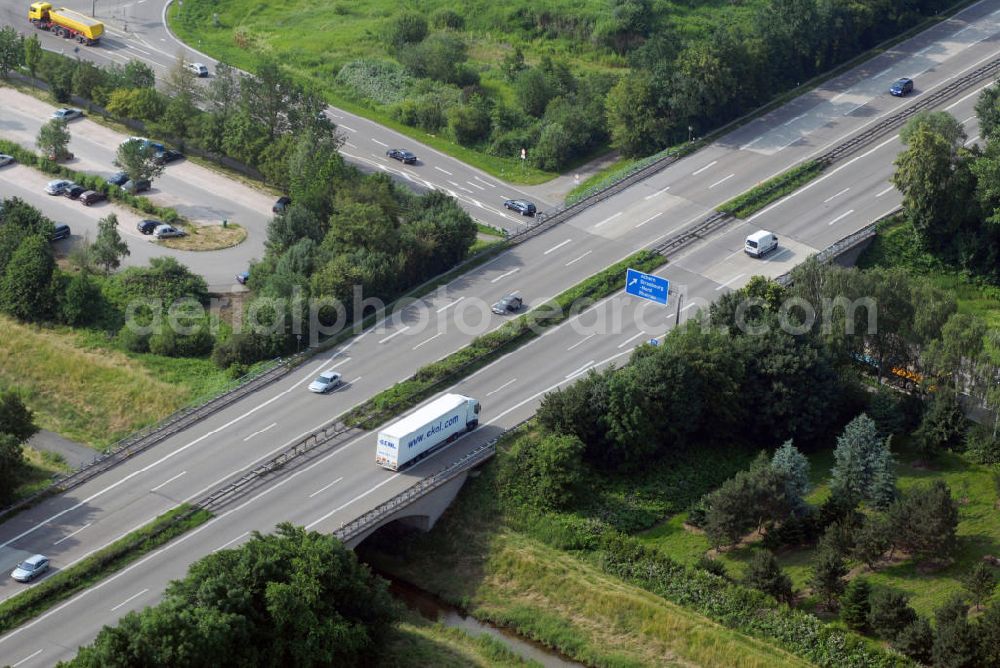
[875,185,895,198]
[617,331,646,349]
[110,588,149,612]
[436,296,464,313]
[213,531,248,553]
[435,166,453,176]
[635,212,663,228]
[378,326,410,344]
[12,649,43,667]
[824,187,850,203]
[308,476,344,499]
[486,379,518,397]
[53,523,92,546]
[565,360,596,380]
[783,112,807,127]
[680,303,698,312]
[874,67,892,78]
[150,471,186,492]
[567,334,596,351]
[372,138,388,147]
[129,45,151,56]
[962,115,975,124]
[345,142,357,149]
[544,239,572,255]
[917,46,931,56]
[490,268,520,283]
[593,212,622,228]
[827,209,855,226]
[842,103,868,116]
[644,187,669,200]
[242,422,277,442]
[340,125,357,132]
[691,160,718,176]
[474,176,497,187]
[412,332,443,350]
[348,376,362,385]
[965,134,980,146]
[740,136,764,151]
[467,180,485,190]
[709,173,735,189]
[715,273,746,291]
[566,251,592,267]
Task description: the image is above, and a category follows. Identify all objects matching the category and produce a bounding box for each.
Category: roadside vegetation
[719,160,826,219]
[168,0,965,181]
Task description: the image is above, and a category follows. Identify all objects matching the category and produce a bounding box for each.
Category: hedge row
[718,160,826,219]
[0,138,182,224]
[597,532,912,668]
[0,504,211,634]
[344,249,667,429]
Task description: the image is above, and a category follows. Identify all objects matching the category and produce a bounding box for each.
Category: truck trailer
[28,3,104,45]
[376,394,481,470]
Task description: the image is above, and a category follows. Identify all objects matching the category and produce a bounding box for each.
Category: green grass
[858,215,1000,329]
[0,504,212,634]
[10,447,73,502]
[639,448,1000,617]
[381,610,541,667]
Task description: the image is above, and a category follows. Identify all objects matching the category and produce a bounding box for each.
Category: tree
[23,34,41,79]
[606,73,670,157]
[840,578,872,631]
[113,137,165,185]
[287,129,345,220]
[36,118,72,161]
[887,480,959,562]
[962,562,997,610]
[447,104,490,146]
[976,82,1000,142]
[900,110,966,148]
[515,68,553,118]
[851,515,892,569]
[808,545,847,608]
[894,618,934,665]
[0,234,55,322]
[771,440,810,513]
[0,390,37,443]
[0,433,24,504]
[387,10,428,49]
[702,459,790,548]
[0,25,21,79]
[120,59,156,88]
[868,388,906,440]
[60,272,103,327]
[91,213,130,274]
[829,413,896,508]
[977,601,1000,667]
[868,589,918,641]
[741,550,793,603]
[163,51,201,102]
[915,390,967,457]
[69,524,396,667]
[501,46,525,81]
[933,595,978,668]
[499,433,587,510]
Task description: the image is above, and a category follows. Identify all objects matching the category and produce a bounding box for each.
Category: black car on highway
[154,149,183,165]
[63,184,86,199]
[503,199,536,216]
[890,78,914,96]
[492,294,523,315]
[79,190,106,206]
[386,148,417,164]
[50,224,70,242]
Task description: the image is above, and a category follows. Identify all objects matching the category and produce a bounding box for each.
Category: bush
[335,59,413,105]
[386,10,428,49]
[498,432,586,511]
[741,549,793,603]
[868,589,917,641]
[430,8,464,29]
[965,423,1000,464]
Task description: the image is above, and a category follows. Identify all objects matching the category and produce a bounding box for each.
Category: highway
[0,0,999,664]
[0,0,554,233]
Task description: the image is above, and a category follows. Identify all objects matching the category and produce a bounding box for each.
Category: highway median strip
[344,249,667,430]
[0,504,211,635]
[717,160,826,219]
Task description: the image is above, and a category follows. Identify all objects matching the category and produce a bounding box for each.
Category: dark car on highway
[63,184,86,200]
[273,196,291,213]
[50,224,70,242]
[106,171,129,187]
[79,190,106,206]
[154,149,183,165]
[503,199,536,216]
[122,179,152,194]
[137,219,161,235]
[890,78,914,96]
[492,294,523,315]
[386,148,417,164]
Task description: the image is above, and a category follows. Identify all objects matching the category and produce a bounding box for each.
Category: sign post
[625,268,669,306]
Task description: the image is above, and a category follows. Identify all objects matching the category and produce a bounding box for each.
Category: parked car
[492,294,523,315]
[890,77,914,96]
[45,179,74,195]
[503,199,536,216]
[63,184,86,199]
[272,196,291,213]
[106,171,129,186]
[10,554,49,583]
[236,270,250,285]
[79,190,106,206]
[50,224,70,241]
[0,154,14,167]
[308,371,342,393]
[386,148,417,164]
[51,108,83,121]
[121,179,152,194]
[186,62,209,77]
[137,219,161,234]
[153,224,186,239]
[154,149,183,165]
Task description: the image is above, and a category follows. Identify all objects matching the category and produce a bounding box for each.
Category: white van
[745,230,778,258]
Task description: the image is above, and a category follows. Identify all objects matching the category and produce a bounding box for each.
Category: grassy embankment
[361,435,818,668]
[381,611,542,668]
[167,0,765,185]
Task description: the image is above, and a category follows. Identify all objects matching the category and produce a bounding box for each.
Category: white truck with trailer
[376,394,481,470]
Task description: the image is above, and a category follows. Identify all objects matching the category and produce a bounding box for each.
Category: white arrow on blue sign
[625,268,669,305]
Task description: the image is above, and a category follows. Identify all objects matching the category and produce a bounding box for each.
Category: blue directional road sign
[625,268,669,306]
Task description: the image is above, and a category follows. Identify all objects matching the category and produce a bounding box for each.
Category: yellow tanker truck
[28,2,104,45]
